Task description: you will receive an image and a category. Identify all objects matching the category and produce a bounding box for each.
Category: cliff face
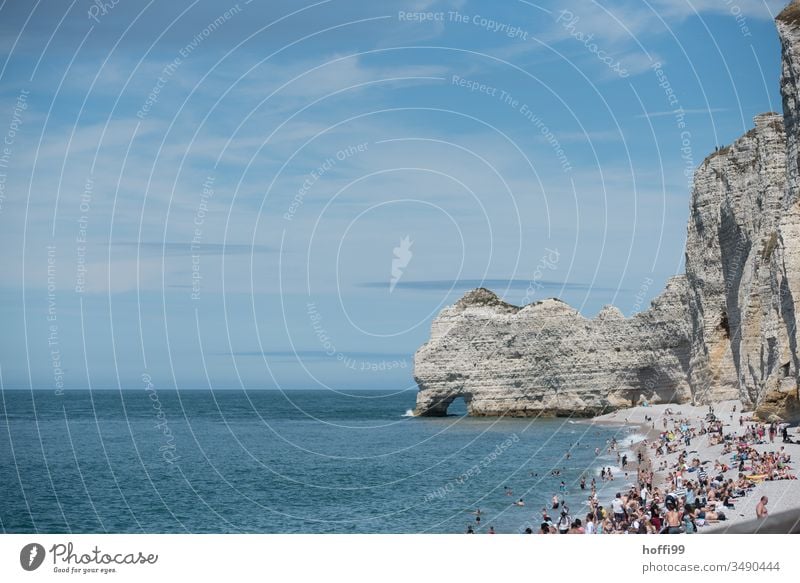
[760,6,800,419]
[685,113,789,407]
[414,280,692,417]
[413,4,800,419]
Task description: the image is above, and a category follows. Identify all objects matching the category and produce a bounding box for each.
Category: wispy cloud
[635,107,729,119]
[537,0,782,83]
[221,350,411,360]
[358,278,625,293]
[115,241,277,256]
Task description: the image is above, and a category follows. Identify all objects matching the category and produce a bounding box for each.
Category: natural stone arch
[415,390,473,416]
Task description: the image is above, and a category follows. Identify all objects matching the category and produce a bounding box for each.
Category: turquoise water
[0,390,637,533]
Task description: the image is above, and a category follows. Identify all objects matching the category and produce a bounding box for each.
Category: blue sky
[0,0,789,391]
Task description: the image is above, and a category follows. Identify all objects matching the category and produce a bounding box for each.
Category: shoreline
[588,400,800,532]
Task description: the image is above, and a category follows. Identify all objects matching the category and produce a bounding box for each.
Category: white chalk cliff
[413,4,800,419]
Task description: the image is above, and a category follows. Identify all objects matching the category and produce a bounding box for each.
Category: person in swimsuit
[665,507,682,534]
[756,496,769,519]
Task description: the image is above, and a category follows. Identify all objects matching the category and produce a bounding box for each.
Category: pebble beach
[592,400,800,532]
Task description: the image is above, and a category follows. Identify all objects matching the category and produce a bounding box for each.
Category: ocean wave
[620,433,647,448]
[402,409,415,417]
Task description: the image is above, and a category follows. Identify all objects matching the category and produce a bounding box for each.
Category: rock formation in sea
[413,280,693,417]
[413,3,800,419]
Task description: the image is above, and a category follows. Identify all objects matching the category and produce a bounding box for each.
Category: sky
[0,0,789,392]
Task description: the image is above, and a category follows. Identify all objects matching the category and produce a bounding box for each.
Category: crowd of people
[466,404,797,534]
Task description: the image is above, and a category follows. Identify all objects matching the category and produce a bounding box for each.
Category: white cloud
[635,107,729,119]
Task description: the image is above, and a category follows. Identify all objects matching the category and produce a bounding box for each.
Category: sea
[0,389,644,533]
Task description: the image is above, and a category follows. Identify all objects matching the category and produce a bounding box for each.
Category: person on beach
[568,518,584,534]
[649,506,662,532]
[698,467,708,487]
[611,493,625,524]
[557,511,571,534]
[682,504,696,534]
[664,503,682,534]
[756,496,768,519]
[585,513,596,534]
[596,504,606,522]
[600,516,612,534]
